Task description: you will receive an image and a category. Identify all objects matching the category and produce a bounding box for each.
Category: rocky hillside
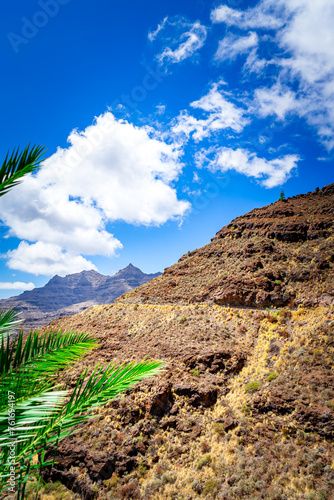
[39,303,334,500]
[14,184,334,500]
[0,264,161,331]
[119,184,334,309]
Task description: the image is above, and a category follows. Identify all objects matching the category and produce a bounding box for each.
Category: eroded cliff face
[18,185,334,500]
[118,184,334,309]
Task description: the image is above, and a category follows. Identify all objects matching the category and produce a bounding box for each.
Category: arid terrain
[11,184,333,500]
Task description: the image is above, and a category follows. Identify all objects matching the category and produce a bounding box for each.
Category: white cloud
[196,147,300,188]
[0,281,35,291]
[193,172,201,183]
[243,48,273,75]
[254,83,302,120]
[148,17,168,42]
[172,82,249,140]
[5,242,97,277]
[0,112,190,275]
[214,32,258,62]
[276,0,334,84]
[276,0,334,148]
[150,17,207,64]
[211,3,284,30]
[212,0,334,149]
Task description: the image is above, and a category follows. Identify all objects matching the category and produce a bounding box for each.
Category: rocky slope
[119,184,334,309]
[11,184,334,500]
[0,265,161,331]
[38,303,334,500]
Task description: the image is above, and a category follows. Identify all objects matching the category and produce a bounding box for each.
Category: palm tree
[0,146,164,499]
[0,144,46,197]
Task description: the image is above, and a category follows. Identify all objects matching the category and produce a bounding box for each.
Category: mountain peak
[115,264,145,277]
[0,265,161,330]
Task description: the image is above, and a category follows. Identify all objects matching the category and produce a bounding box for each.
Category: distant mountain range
[0,264,161,331]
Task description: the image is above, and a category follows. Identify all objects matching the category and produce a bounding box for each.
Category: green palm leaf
[0,144,46,197]
[0,391,67,447]
[0,328,98,376]
[0,308,23,342]
[0,359,163,498]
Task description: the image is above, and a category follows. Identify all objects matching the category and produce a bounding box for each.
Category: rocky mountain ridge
[24,184,334,500]
[119,184,334,309]
[0,264,161,331]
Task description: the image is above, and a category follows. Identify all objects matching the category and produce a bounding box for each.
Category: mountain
[0,264,161,331]
[118,183,334,308]
[35,185,333,500]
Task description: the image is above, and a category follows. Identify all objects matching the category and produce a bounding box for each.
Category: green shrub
[197,454,211,469]
[214,422,225,436]
[137,459,147,476]
[161,473,176,484]
[105,474,119,490]
[267,372,278,381]
[245,381,261,393]
[203,478,219,495]
[179,315,187,324]
[241,405,251,414]
[191,369,200,377]
[279,190,286,201]
[191,479,203,493]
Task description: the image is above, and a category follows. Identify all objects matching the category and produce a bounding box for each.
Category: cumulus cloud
[214,32,258,62]
[149,17,207,64]
[5,242,97,277]
[0,281,35,291]
[212,0,334,149]
[196,147,300,188]
[0,112,190,276]
[277,0,334,84]
[172,82,249,140]
[276,0,334,148]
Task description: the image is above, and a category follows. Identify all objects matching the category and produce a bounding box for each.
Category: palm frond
[0,308,23,342]
[0,390,68,498]
[0,390,67,447]
[0,359,163,498]
[9,360,163,462]
[0,367,55,412]
[0,144,46,197]
[0,328,98,376]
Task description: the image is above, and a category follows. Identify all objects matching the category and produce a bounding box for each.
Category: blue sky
[0,0,333,298]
